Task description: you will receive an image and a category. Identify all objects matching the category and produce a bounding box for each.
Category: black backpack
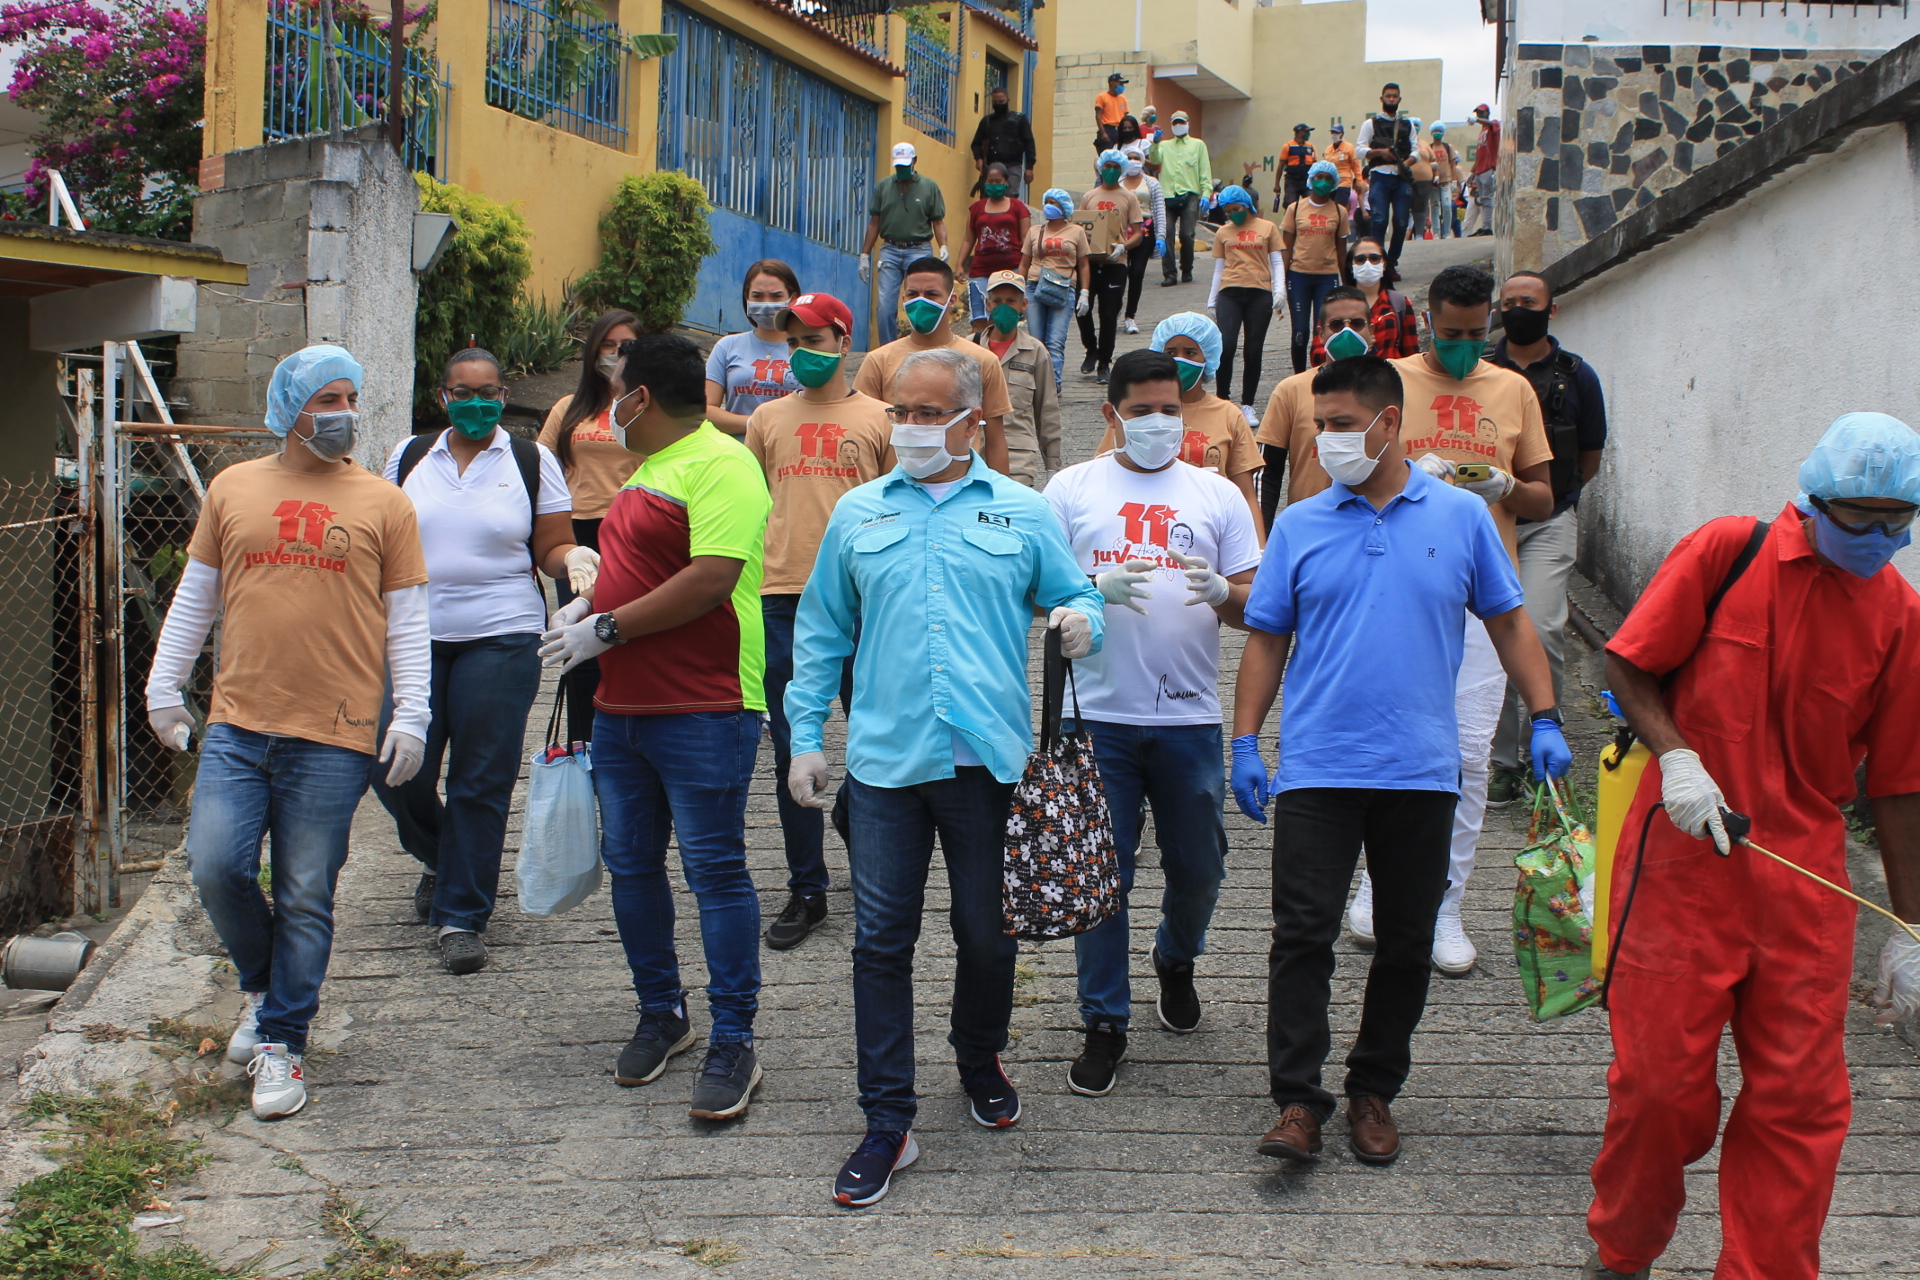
[395,429,545,572]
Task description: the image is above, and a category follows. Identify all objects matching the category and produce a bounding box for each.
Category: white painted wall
[1516,0,1920,48]
[1553,121,1920,606]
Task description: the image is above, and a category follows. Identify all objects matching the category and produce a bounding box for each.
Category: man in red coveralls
[1591,412,1920,1280]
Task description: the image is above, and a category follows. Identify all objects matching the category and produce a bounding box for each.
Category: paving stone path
[173,239,1918,1277]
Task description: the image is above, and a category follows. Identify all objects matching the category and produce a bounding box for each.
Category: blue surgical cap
[266,344,364,437]
[1797,412,1920,506]
[1217,185,1254,209]
[1152,312,1223,379]
[1098,148,1127,169]
[1308,160,1338,180]
[1043,187,1073,213]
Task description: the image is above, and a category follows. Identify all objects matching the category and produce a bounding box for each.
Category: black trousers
[1163,194,1199,281]
[1266,786,1457,1120]
[552,516,602,742]
[1077,257,1128,364]
[1260,443,1286,531]
[1122,236,1154,318]
[1214,286,1273,407]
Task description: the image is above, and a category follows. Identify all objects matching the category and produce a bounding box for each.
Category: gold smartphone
[1454,463,1492,482]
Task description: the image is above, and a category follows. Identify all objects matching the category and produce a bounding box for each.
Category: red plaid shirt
[1308,288,1423,365]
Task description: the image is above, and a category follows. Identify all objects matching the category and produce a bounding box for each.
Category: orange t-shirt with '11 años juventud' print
[746,390,896,595]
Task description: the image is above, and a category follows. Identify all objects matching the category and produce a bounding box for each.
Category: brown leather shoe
[1348,1095,1401,1165]
[1256,1104,1323,1160]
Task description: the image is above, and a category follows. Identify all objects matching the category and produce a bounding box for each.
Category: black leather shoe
[765,892,827,951]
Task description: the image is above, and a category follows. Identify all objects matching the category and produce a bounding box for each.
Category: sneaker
[246,1043,306,1120]
[1181,271,1193,283]
[1160,276,1179,288]
[1432,904,1477,976]
[1080,353,1098,376]
[688,1042,762,1120]
[833,1129,919,1207]
[958,1056,1021,1128]
[1152,945,1201,1033]
[1347,876,1376,951]
[1066,1022,1128,1096]
[1241,404,1260,428]
[614,1009,696,1086]
[226,991,266,1065]
[765,892,828,951]
[439,929,487,975]
[1123,316,1139,334]
[1095,361,1111,382]
[412,873,436,922]
[1486,768,1527,809]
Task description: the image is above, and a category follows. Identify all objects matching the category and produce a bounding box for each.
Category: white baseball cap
[892,142,917,164]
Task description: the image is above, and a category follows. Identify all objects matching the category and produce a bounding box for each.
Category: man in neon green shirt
[1147,109,1213,286]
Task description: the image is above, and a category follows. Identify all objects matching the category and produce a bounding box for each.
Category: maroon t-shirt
[968,199,1031,277]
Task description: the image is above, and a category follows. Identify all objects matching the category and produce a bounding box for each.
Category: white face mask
[597,351,622,380]
[891,411,971,480]
[1317,408,1389,487]
[1123,158,1145,178]
[745,302,787,331]
[609,386,642,449]
[1118,412,1184,471]
[1172,123,1189,137]
[1353,260,1385,286]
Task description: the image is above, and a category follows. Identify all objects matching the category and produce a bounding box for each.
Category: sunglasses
[1809,495,1918,536]
[1351,253,1385,264]
[1324,317,1368,333]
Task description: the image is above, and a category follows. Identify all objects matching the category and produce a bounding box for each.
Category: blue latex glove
[1230,733,1272,824]
[1530,718,1572,780]
[1155,237,1167,258]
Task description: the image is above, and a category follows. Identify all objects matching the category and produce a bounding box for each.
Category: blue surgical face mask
[1043,203,1065,220]
[1809,506,1913,579]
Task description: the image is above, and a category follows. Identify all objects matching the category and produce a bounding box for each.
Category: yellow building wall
[203,0,1055,320]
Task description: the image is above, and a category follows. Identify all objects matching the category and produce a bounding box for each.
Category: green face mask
[789,345,844,389]
[984,182,1008,198]
[1427,313,1487,380]
[445,395,502,440]
[989,303,1021,333]
[1324,327,1369,361]
[1310,177,1335,195]
[1172,357,1205,391]
[1101,166,1122,184]
[903,295,949,335]
[895,165,914,180]
[1226,209,1249,226]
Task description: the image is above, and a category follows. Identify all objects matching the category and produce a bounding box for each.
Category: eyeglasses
[887,406,968,426]
[443,386,505,402]
[1324,317,1368,333]
[1809,495,1918,536]
[1351,253,1385,264]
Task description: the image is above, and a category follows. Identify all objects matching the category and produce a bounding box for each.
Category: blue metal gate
[658,3,879,346]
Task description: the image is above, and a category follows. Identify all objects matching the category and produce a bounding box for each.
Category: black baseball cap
[1109,72,1128,84]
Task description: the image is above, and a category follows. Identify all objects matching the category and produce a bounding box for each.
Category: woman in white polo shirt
[378,348,597,976]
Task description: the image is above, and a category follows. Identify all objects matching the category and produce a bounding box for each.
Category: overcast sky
[1308,0,1496,122]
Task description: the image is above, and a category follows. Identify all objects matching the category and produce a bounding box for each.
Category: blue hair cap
[1151,312,1223,379]
[1043,187,1074,213]
[266,344,364,438]
[1797,411,1920,506]
[1217,185,1254,209]
[1308,160,1339,180]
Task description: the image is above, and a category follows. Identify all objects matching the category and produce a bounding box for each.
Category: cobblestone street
[73,241,1920,1277]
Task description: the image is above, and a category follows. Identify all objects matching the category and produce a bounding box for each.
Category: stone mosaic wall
[1499,41,1883,272]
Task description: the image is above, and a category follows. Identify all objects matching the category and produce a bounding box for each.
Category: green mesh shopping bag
[1512,778,1603,1021]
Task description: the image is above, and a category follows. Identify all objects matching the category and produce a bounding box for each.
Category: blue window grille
[903,26,960,146]
[486,0,630,150]
[962,0,1035,40]
[657,3,878,257]
[264,0,450,176]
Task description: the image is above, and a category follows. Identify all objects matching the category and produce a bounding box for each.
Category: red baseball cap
[778,292,853,339]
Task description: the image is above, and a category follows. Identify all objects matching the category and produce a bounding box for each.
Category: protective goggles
[1809,494,1919,536]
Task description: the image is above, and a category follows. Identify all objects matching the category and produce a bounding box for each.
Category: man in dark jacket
[971,86,1037,199]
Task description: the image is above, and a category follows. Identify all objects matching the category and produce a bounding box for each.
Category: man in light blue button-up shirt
[785,347,1103,1207]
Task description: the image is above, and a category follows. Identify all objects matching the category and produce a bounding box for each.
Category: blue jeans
[187,724,373,1052]
[1068,720,1228,1030]
[1026,295,1072,387]
[1368,172,1415,266]
[593,708,763,1043]
[846,767,1017,1131]
[372,633,541,932]
[761,594,854,897]
[1286,270,1340,375]
[875,241,931,345]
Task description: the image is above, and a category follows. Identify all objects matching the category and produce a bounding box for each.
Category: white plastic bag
[517,693,603,916]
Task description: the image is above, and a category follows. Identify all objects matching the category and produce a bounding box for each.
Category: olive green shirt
[869,171,946,242]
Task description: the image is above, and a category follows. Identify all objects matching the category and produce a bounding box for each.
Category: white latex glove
[1094,559,1156,614]
[858,253,871,284]
[1413,452,1455,481]
[1170,551,1230,607]
[563,546,601,598]
[1658,747,1730,854]
[1874,933,1920,1025]
[788,750,832,810]
[937,244,950,263]
[549,595,593,630]
[540,614,612,674]
[1075,289,1091,317]
[1458,466,1517,504]
[1049,606,1093,659]
[1107,243,1127,263]
[379,729,426,787]
[149,705,194,753]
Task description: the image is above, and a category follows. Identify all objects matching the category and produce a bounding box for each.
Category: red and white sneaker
[225,991,266,1064]
[247,1043,307,1119]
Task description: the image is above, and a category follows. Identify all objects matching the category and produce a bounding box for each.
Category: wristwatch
[593,612,621,645]
[1532,706,1564,726]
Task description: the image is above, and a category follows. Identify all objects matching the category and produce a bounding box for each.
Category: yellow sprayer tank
[1592,735,1651,977]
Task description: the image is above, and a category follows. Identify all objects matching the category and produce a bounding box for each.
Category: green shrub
[495,293,582,378]
[575,171,716,334]
[413,174,534,422]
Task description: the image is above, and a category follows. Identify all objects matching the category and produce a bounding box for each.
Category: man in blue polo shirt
[1229,355,1571,1169]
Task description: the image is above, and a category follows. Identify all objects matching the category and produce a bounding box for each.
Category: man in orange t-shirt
[1094,71,1129,151]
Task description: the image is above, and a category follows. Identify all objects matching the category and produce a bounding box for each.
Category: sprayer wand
[1719,808,1920,946]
